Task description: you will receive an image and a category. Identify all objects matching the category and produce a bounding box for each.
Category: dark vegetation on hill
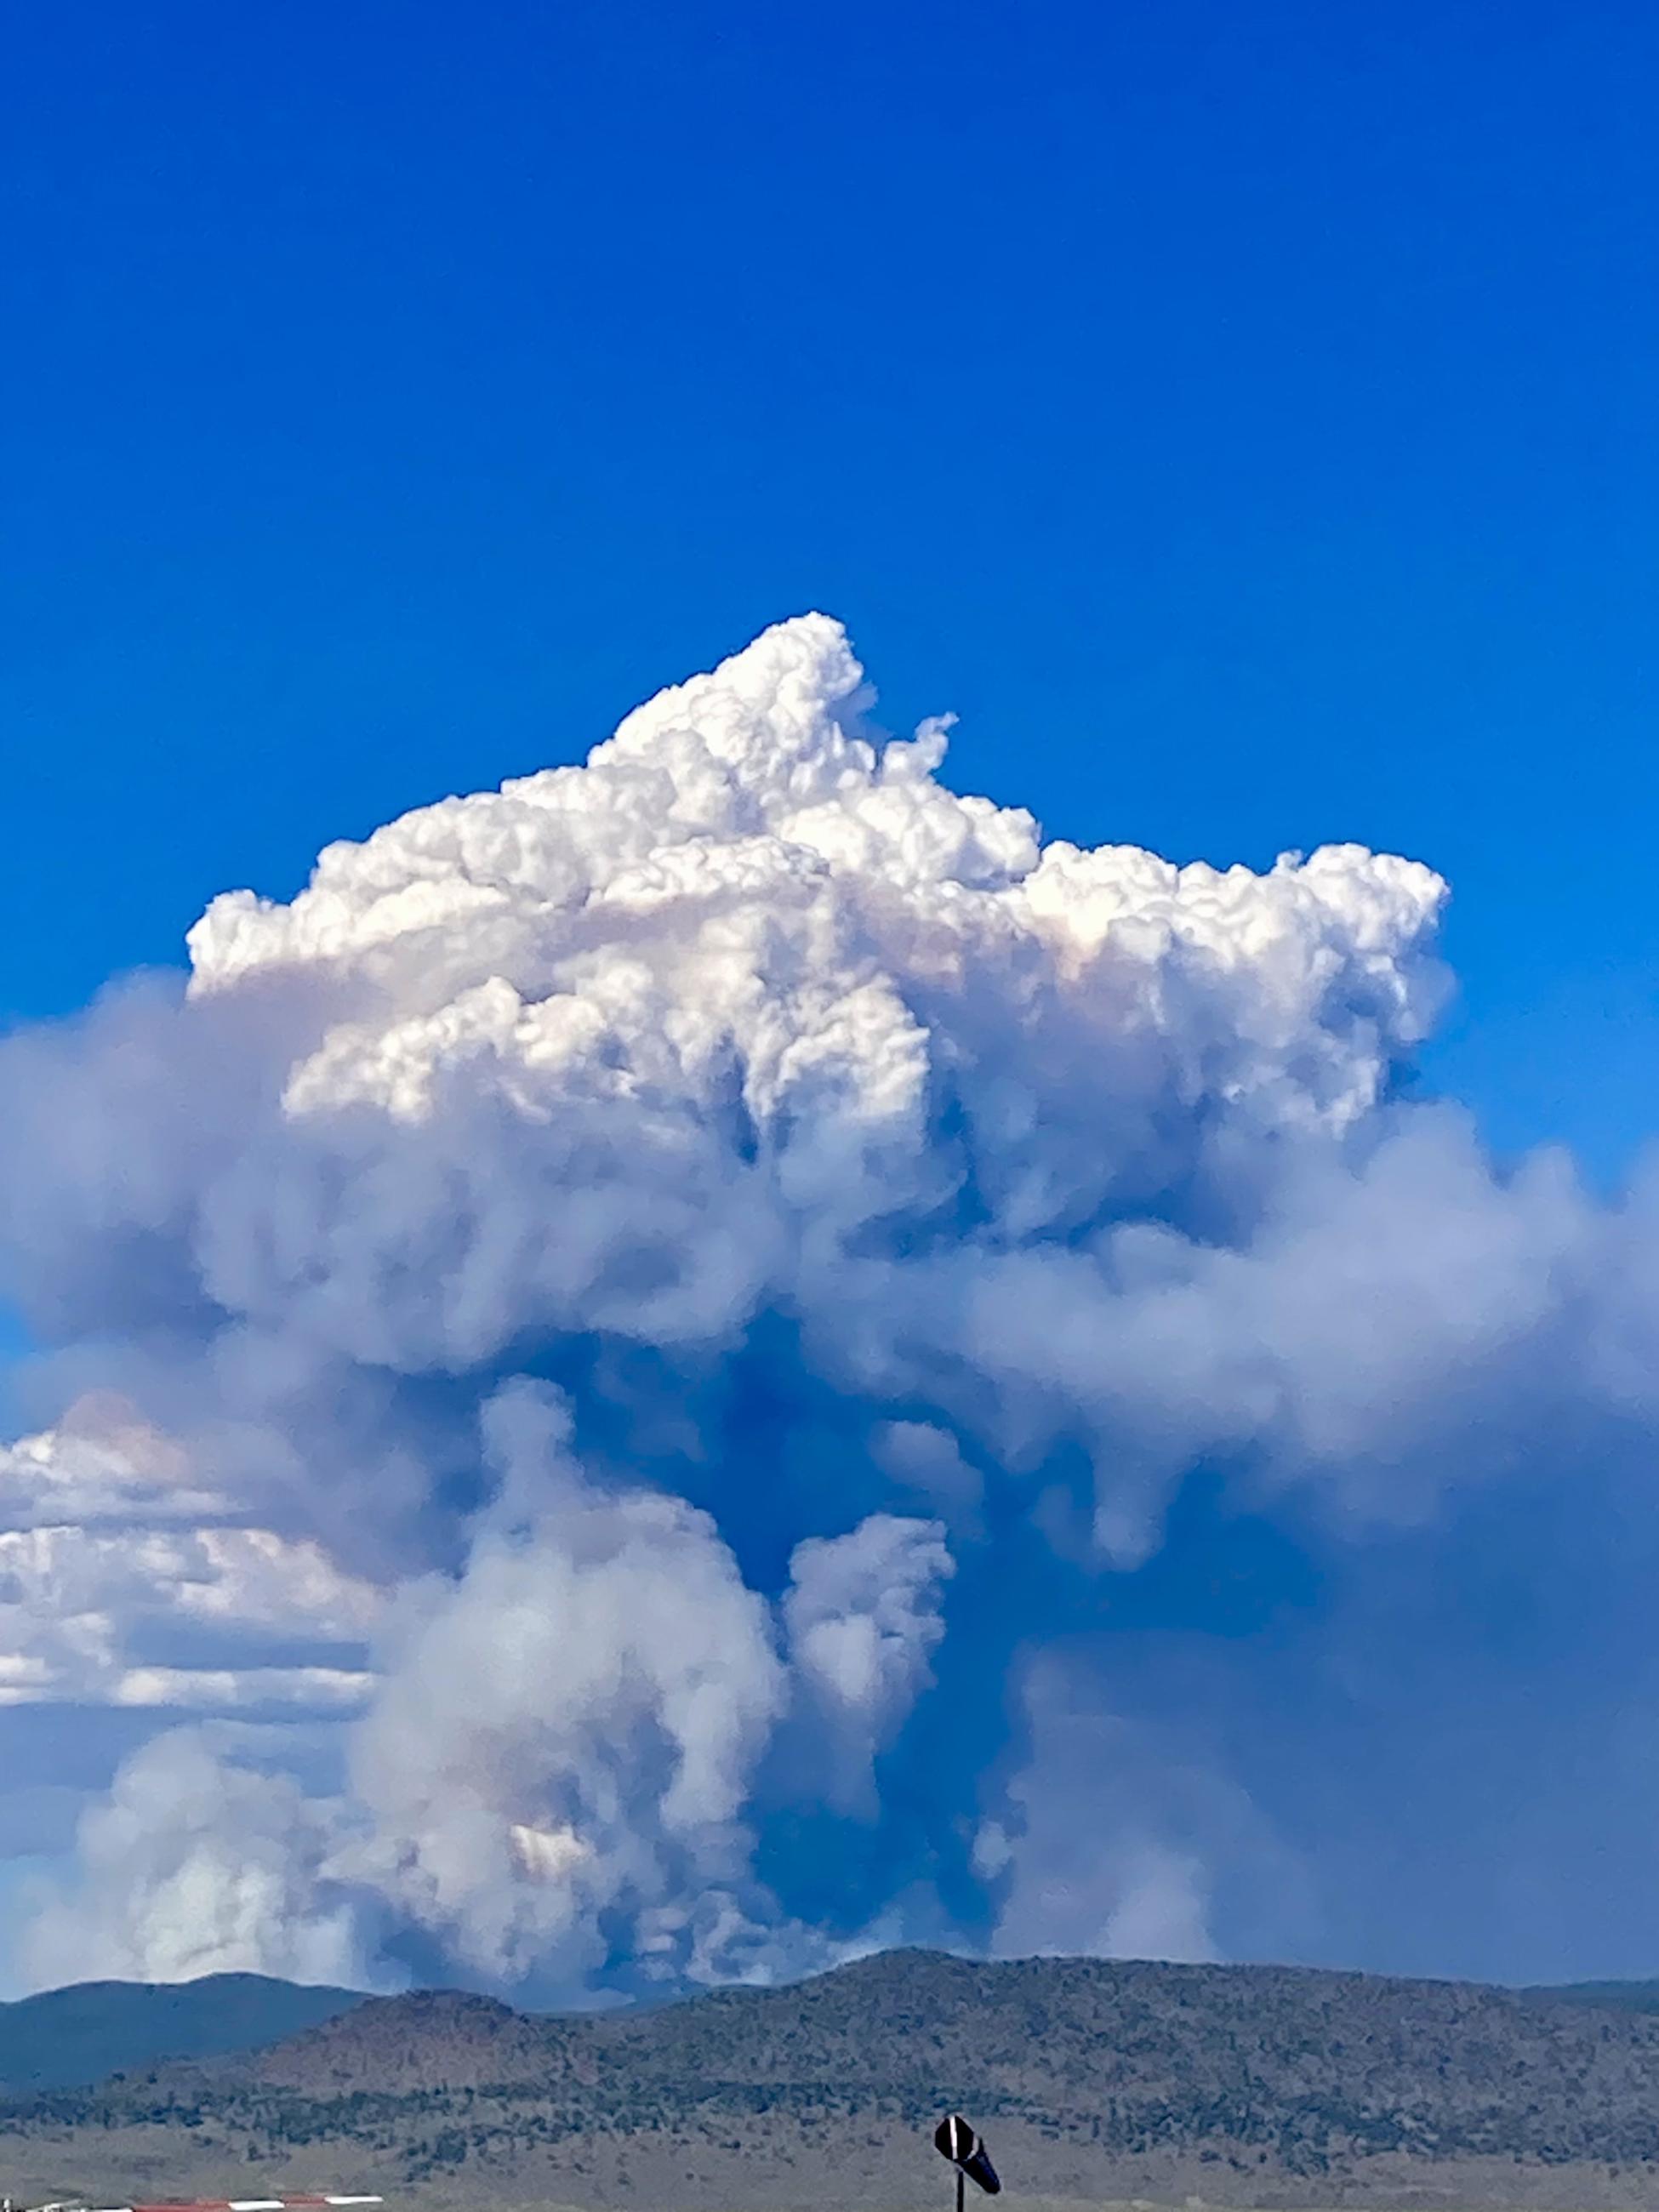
[1525,1978,1659,2015]
[9,1952,1659,2208]
[0,1973,362,2097]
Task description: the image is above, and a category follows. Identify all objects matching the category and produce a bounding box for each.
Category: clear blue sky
[5,0,1656,1173]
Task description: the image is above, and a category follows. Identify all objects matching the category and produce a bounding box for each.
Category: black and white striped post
[934,2112,1001,2212]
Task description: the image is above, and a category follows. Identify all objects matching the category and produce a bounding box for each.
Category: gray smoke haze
[2,614,1656,1998]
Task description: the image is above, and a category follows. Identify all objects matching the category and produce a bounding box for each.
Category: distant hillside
[10,1951,1659,2208]
[1528,1978,1659,2015]
[0,1973,363,2096]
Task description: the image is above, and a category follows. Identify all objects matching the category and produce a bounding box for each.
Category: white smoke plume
[343,1380,790,1986]
[785,1513,954,1816]
[19,1729,370,1988]
[3,613,1656,1996]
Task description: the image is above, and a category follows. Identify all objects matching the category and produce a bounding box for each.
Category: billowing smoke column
[4,615,1659,1998]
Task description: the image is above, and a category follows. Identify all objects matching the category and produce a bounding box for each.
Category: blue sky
[5,0,1656,1174]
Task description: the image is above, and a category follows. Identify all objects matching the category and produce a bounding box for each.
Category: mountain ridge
[0,1972,365,2099]
[9,1949,1659,2207]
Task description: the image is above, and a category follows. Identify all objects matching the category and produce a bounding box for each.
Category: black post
[955,2167,965,2212]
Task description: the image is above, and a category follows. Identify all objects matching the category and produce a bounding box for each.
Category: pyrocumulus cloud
[3,616,1657,1998]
